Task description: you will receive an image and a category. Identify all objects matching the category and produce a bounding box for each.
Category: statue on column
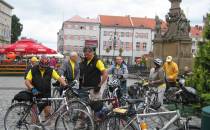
[177,10,191,36]
[155,15,162,38]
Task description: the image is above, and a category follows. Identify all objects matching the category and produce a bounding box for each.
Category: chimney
[195,25,198,29]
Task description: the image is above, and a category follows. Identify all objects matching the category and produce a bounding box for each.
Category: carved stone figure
[155,16,162,38]
[176,10,191,36]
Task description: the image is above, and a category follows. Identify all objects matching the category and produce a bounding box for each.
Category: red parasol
[4,39,57,54]
[0,48,5,54]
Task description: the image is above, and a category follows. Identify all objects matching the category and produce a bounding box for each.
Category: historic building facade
[58,14,203,64]
[57,15,100,55]
[0,0,13,46]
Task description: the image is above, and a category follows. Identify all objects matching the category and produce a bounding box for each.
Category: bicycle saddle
[126,98,144,104]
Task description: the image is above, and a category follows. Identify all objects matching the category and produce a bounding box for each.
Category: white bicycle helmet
[154,58,163,66]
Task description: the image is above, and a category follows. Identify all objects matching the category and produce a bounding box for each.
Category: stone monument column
[153,0,192,72]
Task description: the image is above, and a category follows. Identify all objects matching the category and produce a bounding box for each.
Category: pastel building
[57,15,100,56]
[58,15,202,64]
[189,25,203,55]
[0,0,13,46]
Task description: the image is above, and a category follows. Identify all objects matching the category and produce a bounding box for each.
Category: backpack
[12,90,33,103]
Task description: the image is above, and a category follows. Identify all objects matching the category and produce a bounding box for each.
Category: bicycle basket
[12,90,33,103]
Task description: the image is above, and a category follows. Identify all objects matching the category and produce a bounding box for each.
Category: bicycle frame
[33,96,69,125]
[18,89,71,129]
[137,110,180,130]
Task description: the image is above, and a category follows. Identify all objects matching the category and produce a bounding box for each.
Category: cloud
[6,0,210,50]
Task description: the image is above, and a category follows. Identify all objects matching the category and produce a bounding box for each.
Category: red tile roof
[66,15,99,23]
[99,15,132,27]
[131,17,167,30]
[190,25,203,37]
[99,15,167,30]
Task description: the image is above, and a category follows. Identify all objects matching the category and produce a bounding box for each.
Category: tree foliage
[119,48,124,56]
[11,15,23,43]
[191,13,210,105]
[203,13,210,40]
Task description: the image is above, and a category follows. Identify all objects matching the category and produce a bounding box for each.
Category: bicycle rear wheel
[55,108,95,130]
[4,102,33,130]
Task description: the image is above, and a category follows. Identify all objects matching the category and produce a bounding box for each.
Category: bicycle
[136,110,200,130]
[106,108,200,130]
[4,82,94,130]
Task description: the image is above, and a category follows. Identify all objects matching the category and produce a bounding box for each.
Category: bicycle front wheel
[177,125,201,130]
[137,107,164,129]
[4,102,32,130]
[55,108,95,130]
[104,115,137,130]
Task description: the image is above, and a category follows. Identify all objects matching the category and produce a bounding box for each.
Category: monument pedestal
[153,38,192,71]
[153,0,193,72]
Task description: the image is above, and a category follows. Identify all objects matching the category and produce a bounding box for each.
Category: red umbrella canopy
[0,48,5,54]
[4,39,57,54]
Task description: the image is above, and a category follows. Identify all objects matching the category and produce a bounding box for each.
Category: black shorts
[37,93,51,113]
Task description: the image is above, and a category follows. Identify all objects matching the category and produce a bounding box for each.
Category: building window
[103,41,106,50]
[126,42,130,50]
[136,42,140,51]
[89,26,93,30]
[80,26,85,30]
[126,32,129,37]
[104,31,108,36]
[120,41,124,48]
[135,33,149,39]
[74,25,79,29]
[143,42,147,51]
[121,32,124,37]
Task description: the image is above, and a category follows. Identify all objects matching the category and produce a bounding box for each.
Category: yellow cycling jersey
[26,69,60,81]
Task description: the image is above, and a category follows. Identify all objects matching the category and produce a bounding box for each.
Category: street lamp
[112,24,119,61]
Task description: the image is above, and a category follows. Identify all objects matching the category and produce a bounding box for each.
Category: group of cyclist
[24,46,179,123]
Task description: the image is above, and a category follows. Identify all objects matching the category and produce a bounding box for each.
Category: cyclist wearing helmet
[25,55,67,121]
[149,58,166,105]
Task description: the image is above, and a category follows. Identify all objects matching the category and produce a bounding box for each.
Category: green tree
[203,13,210,40]
[119,48,124,56]
[191,13,210,106]
[11,15,23,43]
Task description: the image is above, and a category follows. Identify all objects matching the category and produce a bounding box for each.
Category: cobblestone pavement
[0,76,201,129]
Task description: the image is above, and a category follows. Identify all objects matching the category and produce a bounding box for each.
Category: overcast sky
[6,0,210,50]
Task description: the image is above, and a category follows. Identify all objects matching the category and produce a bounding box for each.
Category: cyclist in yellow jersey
[25,55,67,121]
[80,47,108,93]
